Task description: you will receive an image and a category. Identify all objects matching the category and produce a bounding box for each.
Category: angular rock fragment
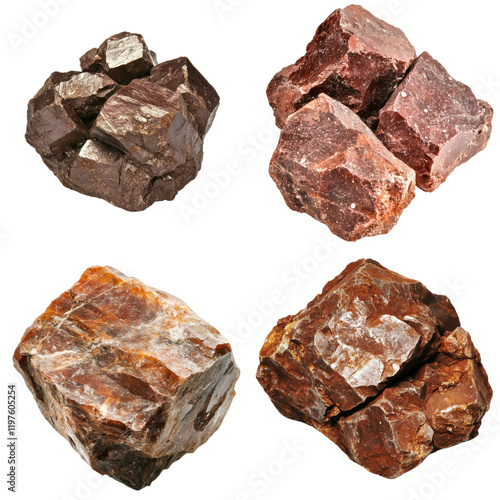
[69,140,174,211]
[13,266,239,490]
[26,85,88,156]
[55,72,119,119]
[91,79,202,177]
[331,327,492,477]
[96,32,155,84]
[376,52,494,191]
[26,32,219,211]
[267,5,416,128]
[257,259,492,478]
[266,5,494,237]
[150,57,220,136]
[270,94,415,241]
[80,48,102,73]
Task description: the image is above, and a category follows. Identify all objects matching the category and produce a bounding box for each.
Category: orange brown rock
[257,259,492,478]
[13,266,239,490]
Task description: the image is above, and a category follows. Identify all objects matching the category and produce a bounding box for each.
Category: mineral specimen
[26,32,220,211]
[257,259,492,478]
[150,57,220,137]
[90,79,202,176]
[267,5,417,128]
[266,5,493,238]
[376,52,494,191]
[93,32,155,84]
[55,72,119,119]
[13,266,239,490]
[270,94,415,241]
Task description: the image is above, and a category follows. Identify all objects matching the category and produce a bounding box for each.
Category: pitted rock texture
[267,6,493,237]
[13,266,239,490]
[270,94,415,241]
[376,52,494,191]
[26,32,220,211]
[257,259,492,478]
[267,5,417,128]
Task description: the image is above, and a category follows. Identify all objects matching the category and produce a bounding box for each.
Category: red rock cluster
[268,5,493,240]
[13,266,239,489]
[257,259,492,478]
[26,32,220,211]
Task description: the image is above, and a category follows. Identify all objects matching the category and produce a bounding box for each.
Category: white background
[1,1,499,499]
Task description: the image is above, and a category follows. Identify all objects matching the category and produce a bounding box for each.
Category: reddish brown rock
[270,94,415,241]
[13,266,239,490]
[267,5,416,128]
[26,33,219,211]
[376,52,494,191]
[257,259,492,478]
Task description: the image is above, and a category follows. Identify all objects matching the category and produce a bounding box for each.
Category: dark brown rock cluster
[268,5,493,239]
[257,259,492,478]
[26,32,220,211]
[13,266,239,489]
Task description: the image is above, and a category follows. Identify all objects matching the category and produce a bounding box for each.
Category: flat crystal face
[105,35,144,69]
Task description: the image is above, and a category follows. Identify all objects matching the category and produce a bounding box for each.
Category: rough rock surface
[90,79,202,176]
[26,32,220,211]
[266,6,494,236]
[55,72,119,120]
[257,259,492,478]
[267,5,416,128]
[13,266,239,490]
[91,32,156,84]
[270,94,415,241]
[150,57,220,137]
[376,52,494,191]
